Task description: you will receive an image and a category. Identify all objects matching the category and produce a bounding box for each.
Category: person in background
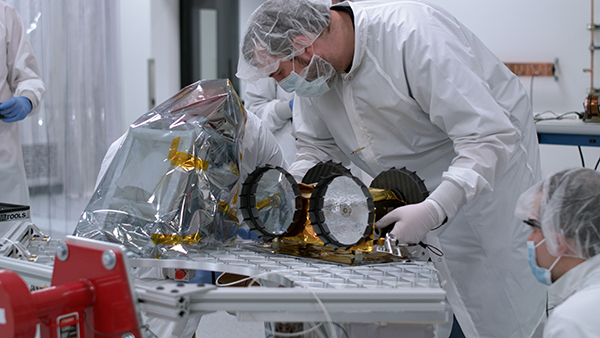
[236,0,545,336]
[243,77,296,165]
[0,1,46,206]
[515,168,600,338]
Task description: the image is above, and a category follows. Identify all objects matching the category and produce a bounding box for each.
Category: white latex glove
[374,199,445,244]
[274,100,293,120]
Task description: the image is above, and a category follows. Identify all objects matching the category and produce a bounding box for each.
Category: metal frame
[0,220,450,329]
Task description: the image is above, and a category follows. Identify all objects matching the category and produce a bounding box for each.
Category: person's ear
[556,241,569,256]
[557,235,583,257]
[555,233,577,256]
[292,36,314,58]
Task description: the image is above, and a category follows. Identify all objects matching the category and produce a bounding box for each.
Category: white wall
[122,0,600,178]
[151,1,180,106]
[120,1,150,134]
[119,0,180,136]
[424,0,600,177]
[239,0,266,96]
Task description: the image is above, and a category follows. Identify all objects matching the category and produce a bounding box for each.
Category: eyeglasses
[523,219,541,228]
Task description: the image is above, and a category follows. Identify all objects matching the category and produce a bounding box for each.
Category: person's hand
[374,200,444,244]
[0,97,32,123]
[237,227,260,241]
[289,98,294,111]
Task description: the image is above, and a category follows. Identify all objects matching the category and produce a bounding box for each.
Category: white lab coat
[289,2,545,337]
[243,77,296,165]
[0,2,45,205]
[544,254,600,337]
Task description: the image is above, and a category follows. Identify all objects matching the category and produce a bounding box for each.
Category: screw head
[56,242,69,261]
[102,250,117,270]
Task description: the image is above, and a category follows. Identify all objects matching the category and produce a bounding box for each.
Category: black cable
[332,322,351,338]
[578,146,586,168]
[418,241,444,257]
[595,156,600,170]
[431,217,448,231]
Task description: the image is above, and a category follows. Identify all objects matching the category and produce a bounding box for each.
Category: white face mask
[278,71,303,93]
[278,54,336,97]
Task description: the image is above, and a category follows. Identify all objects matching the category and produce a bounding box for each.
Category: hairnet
[515,168,600,258]
[236,0,331,82]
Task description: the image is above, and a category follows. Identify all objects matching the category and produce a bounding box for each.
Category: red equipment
[0,237,143,338]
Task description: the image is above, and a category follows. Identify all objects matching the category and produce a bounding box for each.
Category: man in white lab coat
[0,1,46,205]
[515,168,600,337]
[237,0,545,337]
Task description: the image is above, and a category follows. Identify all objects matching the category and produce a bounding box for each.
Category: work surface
[535,118,600,146]
[0,226,449,325]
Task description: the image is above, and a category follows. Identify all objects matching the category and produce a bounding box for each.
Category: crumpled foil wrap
[74,79,245,258]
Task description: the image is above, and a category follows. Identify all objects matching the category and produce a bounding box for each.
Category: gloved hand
[0,97,32,123]
[289,98,294,111]
[374,199,445,244]
[237,227,260,241]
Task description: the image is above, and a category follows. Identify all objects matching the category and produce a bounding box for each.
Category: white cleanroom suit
[287,2,545,337]
[543,244,600,337]
[514,168,600,338]
[0,2,45,205]
[243,77,296,165]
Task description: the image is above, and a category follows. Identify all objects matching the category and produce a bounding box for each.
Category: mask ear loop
[534,237,562,272]
[289,43,307,72]
[534,238,546,248]
[547,256,561,272]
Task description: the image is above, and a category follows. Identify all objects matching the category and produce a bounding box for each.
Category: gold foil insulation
[255,184,409,264]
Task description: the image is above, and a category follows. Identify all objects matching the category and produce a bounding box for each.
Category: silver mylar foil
[74,79,246,258]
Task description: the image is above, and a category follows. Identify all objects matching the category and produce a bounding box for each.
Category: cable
[529,73,535,107]
[533,110,584,122]
[216,268,345,338]
[332,322,350,338]
[579,146,586,167]
[595,156,600,170]
[307,287,339,338]
[418,241,444,257]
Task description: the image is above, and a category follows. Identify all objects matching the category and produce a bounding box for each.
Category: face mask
[527,239,561,285]
[279,71,301,93]
[277,55,336,97]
